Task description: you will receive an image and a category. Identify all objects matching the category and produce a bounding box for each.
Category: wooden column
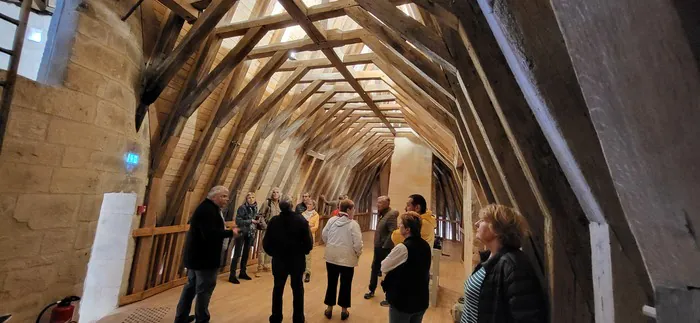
[549,0,700,321]
[471,0,654,319]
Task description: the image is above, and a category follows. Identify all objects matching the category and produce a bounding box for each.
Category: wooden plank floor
[99,232,464,322]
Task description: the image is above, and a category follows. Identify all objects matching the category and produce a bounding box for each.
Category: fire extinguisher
[36,296,81,323]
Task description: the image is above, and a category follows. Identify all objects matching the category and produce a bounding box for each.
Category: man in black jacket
[364,196,398,305]
[175,186,239,323]
[263,196,313,323]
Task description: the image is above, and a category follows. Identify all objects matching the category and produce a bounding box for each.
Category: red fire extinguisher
[36,296,80,323]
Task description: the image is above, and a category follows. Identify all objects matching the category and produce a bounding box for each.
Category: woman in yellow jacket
[302,199,320,283]
[391,194,436,247]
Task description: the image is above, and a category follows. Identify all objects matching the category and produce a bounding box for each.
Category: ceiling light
[289,51,297,61]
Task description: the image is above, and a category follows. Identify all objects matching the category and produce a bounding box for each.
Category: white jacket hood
[322,215,364,267]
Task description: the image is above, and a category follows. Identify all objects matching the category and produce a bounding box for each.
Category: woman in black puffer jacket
[461,204,547,323]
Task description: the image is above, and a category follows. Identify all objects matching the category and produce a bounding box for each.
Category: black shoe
[239,273,252,280]
[380,300,389,307]
[187,315,195,323]
[228,277,240,284]
[341,311,350,320]
[364,291,374,299]
[304,273,310,283]
[324,308,332,319]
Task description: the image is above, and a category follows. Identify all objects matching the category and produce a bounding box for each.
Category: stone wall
[387,135,433,210]
[0,0,151,320]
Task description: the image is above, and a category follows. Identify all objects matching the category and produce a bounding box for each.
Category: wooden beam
[241,66,310,129]
[278,53,376,71]
[263,80,325,138]
[137,0,239,129]
[275,0,396,135]
[312,115,362,152]
[365,37,457,120]
[160,26,267,147]
[215,0,411,37]
[279,89,337,140]
[409,0,459,30]
[355,0,455,73]
[216,50,289,127]
[326,94,396,104]
[322,48,397,135]
[306,109,356,150]
[344,6,452,92]
[246,29,367,59]
[159,0,199,22]
[298,70,385,83]
[445,16,596,319]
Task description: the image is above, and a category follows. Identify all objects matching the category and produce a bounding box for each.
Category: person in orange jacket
[390,194,436,248]
[301,199,320,283]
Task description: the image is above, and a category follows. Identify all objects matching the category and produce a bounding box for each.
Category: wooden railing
[121,213,372,306]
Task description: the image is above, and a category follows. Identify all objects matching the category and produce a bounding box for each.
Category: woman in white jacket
[322,199,363,320]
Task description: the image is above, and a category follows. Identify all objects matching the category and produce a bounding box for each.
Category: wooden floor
[99,232,464,323]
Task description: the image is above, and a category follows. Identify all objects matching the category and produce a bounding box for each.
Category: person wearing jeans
[364,196,398,306]
[382,212,432,323]
[228,192,258,284]
[322,199,363,320]
[263,196,313,323]
[175,186,239,323]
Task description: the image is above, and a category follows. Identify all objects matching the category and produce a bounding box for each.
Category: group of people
[174,184,547,323]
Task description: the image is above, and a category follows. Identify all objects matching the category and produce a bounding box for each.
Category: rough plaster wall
[387,136,432,212]
[0,0,151,320]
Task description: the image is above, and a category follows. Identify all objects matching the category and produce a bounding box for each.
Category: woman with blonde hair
[256,187,281,277]
[301,199,320,283]
[460,204,546,323]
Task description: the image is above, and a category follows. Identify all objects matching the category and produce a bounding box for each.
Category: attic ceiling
[134,0,470,224]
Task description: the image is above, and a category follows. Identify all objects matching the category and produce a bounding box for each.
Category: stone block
[55,249,90,284]
[14,194,81,229]
[74,221,97,250]
[0,162,52,193]
[50,168,101,194]
[95,100,127,133]
[3,265,57,297]
[64,62,108,96]
[62,146,93,168]
[79,194,104,222]
[0,194,32,237]
[0,254,55,272]
[70,32,130,85]
[77,15,109,46]
[0,293,42,322]
[47,117,125,151]
[5,107,50,140]
[0,137,64,166]
[0,233,42,261]
[41,229,77,255]
[40,88,98,123]
[14,84,97,123]
[11,78,46,110]
[97,79,135,108]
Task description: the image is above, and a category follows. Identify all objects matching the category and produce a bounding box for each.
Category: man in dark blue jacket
[263,196,313,323]
[175,186,239,323]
